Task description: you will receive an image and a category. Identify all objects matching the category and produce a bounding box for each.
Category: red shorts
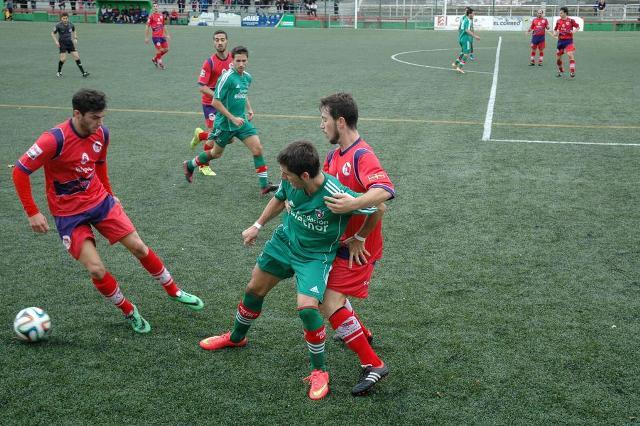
[326,257,376,299]
[54,196,136,259]
[531,41,545,50]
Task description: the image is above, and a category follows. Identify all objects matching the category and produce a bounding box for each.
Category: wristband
[253,222,263,230]
[353,233,366,242]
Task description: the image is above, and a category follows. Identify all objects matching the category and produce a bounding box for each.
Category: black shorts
[59,42,76,53]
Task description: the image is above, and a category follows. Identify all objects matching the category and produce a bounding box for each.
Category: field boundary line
[490,138,640,147]
[1,103,638,130]
[482,36,502,141]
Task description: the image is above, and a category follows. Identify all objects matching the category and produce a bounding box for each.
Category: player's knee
[245,281,269,297]
[250,144,263,157]
[86,261,106,279]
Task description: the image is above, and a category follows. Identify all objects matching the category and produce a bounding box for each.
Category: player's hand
[231,116,245,127]
[166,34,171,40]
[113,196,121,204]
[475,35,481,41]
[242,226,259,246]
[55,41,60,47]
[28,213,50,234]
[324,192,357,214]
[247,111,254,121]
[144,37,150,44]
[344,236,370,268]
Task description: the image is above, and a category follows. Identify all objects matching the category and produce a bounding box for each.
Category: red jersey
[16,119,110,217]
[323,138,395,262]
[529,17,549,36]
[147,12,166,37]
[198,53,233,105]
[554,17,579,40]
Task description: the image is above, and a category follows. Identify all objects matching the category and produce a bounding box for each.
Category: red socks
[329,307,382,367]
[199,131,209,142]
[92,272,134,315]
[569,60,576,73]
[139,248,180,297]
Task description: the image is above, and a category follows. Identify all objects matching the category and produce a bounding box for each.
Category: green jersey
[273,173,377,260]
[459,15,472,43]
[214,68,252,131]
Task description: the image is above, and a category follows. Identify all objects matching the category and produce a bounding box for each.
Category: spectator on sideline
[4,0,14,21]
[178,0,185,13]
[50,0,56,11]
[170,9,178,23]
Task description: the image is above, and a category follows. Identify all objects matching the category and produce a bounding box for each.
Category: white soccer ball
[13,307,52,342]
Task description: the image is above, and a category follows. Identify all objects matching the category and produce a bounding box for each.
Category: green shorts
[256,227,333,302]
[459,39,473,54]
[209,122,258,148]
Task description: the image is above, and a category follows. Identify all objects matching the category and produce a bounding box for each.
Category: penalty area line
[482,36,502,141]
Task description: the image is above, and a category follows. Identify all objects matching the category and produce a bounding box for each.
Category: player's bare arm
[324,187,392,214]
[344,204,386,267]
[212,98,244,127]
[51,31,60,47]
[199,85,215,101]
[245,97,254,121]
[144,26,150,43]
[242,196,285,246]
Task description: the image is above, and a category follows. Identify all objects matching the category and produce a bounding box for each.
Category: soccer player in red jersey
[553,6,580,78]
[319,93,395,396]
[528,9,550,66]
[189,30,234,176]
[12,89,204,334]
[145,3,170,70]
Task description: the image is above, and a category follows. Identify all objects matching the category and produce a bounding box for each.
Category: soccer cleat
[125,305,151,334]
[451,62,457,68]
[190,127,204,150]
[170,290,204,311]
[529,61,535,66]
[304,370,330,400]
[260,183,279,196]
[469,54,475,61]
[158,61,165,70]
[351,363,389,396]
[56,72,63,78]
[570,72,575,79]
[199,165,216,176]
[152,58,158,67]
[556,72,563,78]
[538,63,543,67]
[199,331,247,351]
[455,66,465,74]
[82,72,90,78]
[183,161,194,183]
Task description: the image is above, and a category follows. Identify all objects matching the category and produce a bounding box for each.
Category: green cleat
[199,165,216,176]
[171,290,204,311]
[190,127,204,150]
[125,305,151,334]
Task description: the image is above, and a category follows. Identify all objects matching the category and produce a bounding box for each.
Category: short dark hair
[231,45,249,57]
[319,92,358,130]
[61,11,69,17]
[213,30,227,39]
[466,7,474,15]
[72,89,107,114]
[560,6,568,13]
[277,140,320,178]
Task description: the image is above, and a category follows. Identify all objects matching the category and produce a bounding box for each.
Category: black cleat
[538,62,543,66]
[260,183,278,196]
[352,364,389,396]
[82,72,90,78]
[56,72,63,78]
[556,72,563,78]
[529,62,535,66]
[570,72,575,78]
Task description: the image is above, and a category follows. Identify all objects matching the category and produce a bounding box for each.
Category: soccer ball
[13,307,52,342]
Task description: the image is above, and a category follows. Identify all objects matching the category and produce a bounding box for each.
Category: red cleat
[304,370,330,400]
[199,331,247,351]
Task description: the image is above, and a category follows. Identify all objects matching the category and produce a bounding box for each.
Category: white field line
[390,48,494,75]
[489,138,640,147]
[482,36,502,141]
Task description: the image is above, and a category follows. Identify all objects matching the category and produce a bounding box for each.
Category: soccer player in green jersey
[199,140,385,400]
[452,8,480,74]
[183,46,278,195]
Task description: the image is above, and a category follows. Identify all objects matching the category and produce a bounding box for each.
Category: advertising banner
[241,14,283,27]
[189,12,241,27]
[435,15,584,32]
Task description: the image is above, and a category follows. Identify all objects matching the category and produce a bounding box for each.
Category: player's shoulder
[323,173,348,194]
[244,71,253,82]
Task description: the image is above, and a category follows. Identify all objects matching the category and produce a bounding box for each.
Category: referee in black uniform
[51,12,89,78]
